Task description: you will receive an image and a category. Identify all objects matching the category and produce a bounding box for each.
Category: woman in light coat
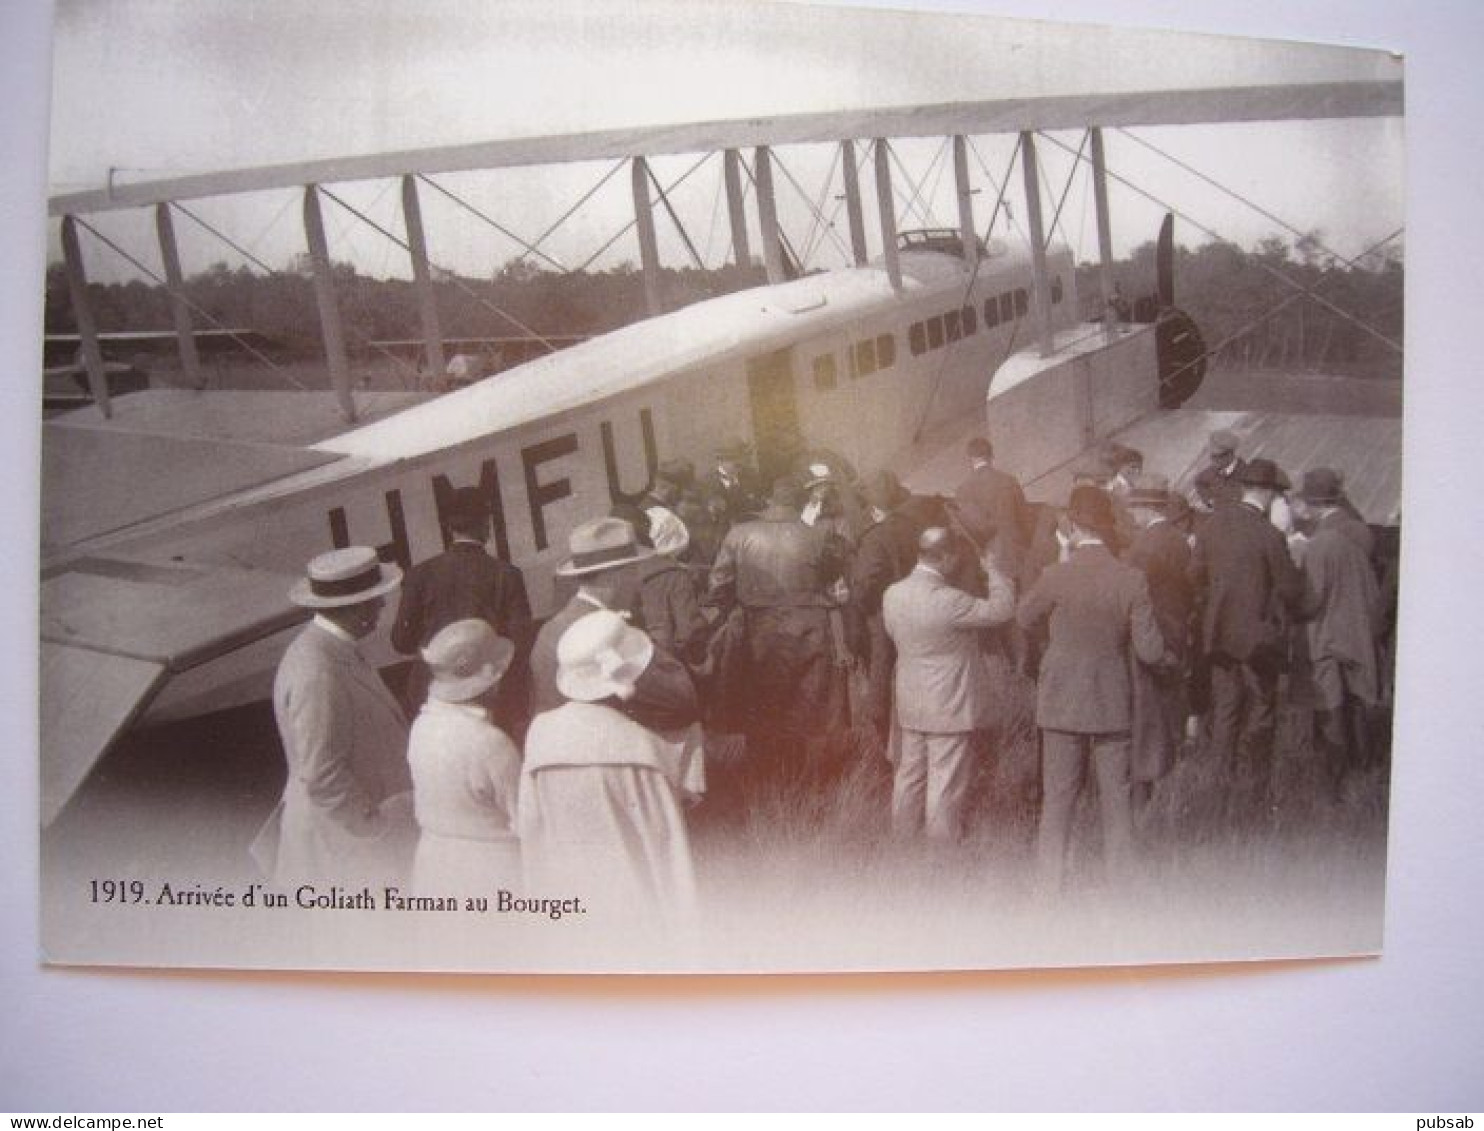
[407,619,521,893]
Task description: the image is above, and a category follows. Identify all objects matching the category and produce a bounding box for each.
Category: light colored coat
[408,699,521,893]
[519,701,696,923]
[259,621,413,884]
[883,562,1015,733]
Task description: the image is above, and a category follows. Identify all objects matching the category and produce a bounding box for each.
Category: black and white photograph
[35,0,1406,975]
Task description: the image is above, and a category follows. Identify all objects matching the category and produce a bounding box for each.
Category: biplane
[39,75,1403,829]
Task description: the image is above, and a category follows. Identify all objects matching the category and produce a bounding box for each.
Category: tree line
[45,231,1401,376]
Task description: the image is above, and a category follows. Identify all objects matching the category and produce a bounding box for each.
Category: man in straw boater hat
[406,619,521,893]
[1288,467,1386,798]
[1122,472,1196,810]
[1189,457,1304,813]
[1017,485,1171,890]
[529,517,705,798]
[519,610,697,925]
[252,546,414,885]
[390,485,532,727]
[530,517,697,726]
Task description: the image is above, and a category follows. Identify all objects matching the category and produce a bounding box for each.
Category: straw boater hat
[422,619,514,704]
[555,516,656,578]
[290,546,402,609]
[555,610,655,703]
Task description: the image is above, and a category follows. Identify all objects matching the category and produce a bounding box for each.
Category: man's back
[955,463,1028,564]
[1191,501,1301,661]
[1300,512,1383,701]
[1126,520,1194,657]
[391,542,531,654]
[708,512,838,609]
[884,564,1012,733]
[1018,545,1166,733]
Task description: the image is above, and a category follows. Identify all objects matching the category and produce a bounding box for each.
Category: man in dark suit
[954,437,1029,579]
[846,470,928,742]
[1192,429,1247,511]
[883,527,1015,841]
[391,487,532,728]
[1122,473,1194,805]
[1189,458,1303,807]
[1017,485,1169,889]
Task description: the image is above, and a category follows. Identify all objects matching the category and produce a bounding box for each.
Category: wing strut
[840,140,869,267]
[723,149,752,269]
[1090,127,1121,340]
[58,216,113,418]
[154,204,205,389]
[1018,132,1055,357]
[754,146,787,285]
[631,156,664,315]
[953,135,978,267]
[874,139,902,291]
[401,174,447,381]
[302,185,357,423]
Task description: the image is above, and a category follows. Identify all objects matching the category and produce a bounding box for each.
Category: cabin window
[877,333,896,370]
[1014,288,1030,317]
[1051,276,1064,304]
[983,298,1001,329]
[944,308,962,343]
[962,305,977,336]
[909,322,927,356]
[999,293,1015,323]
[812,354,837,391]
[926,316,944,350]
[854,337,878,378]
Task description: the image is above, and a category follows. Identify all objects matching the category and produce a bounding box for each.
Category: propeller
[1147,213,1207,408]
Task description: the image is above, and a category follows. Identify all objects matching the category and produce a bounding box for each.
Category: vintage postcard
[38,0,1404,973]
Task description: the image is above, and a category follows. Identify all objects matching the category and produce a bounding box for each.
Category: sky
[43,0,1406,285]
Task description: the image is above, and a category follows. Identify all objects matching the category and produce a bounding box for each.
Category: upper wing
[50,80,1402,215]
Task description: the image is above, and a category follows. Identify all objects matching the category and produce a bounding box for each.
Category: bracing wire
[71,215,313,391]
[1036,131,1402,355]
[318,185,556,350]
[417,173,572,274]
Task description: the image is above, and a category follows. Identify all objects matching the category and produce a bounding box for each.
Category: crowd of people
[252,426,1395,915]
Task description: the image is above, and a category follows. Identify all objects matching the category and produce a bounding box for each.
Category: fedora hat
[1066,483,1116,539]
[555,610,655,703]
[860,469,910,513]
[422,619,514,703]
[1238,458,1284,491]
[1299,467,1346,506]
[290,546,402,609]
[1208,429,1239,458]
[555,516,655,577]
